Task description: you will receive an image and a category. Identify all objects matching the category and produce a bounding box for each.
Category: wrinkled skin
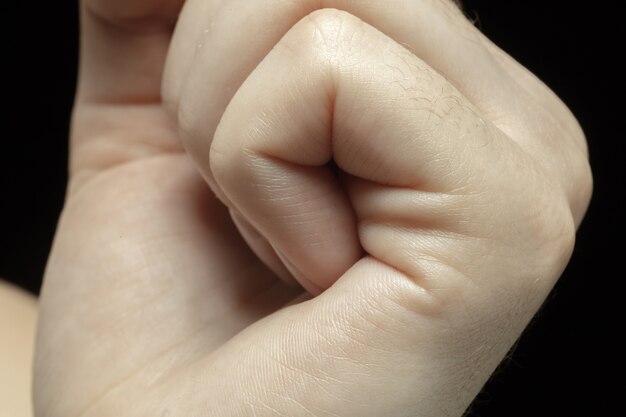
[34,1,592,416]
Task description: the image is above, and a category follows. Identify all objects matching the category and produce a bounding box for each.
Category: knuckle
[522,180,577,277]
[285,8,365,61]
[305,8,358,38]
[544,203,577,265]
[208,126,260,195]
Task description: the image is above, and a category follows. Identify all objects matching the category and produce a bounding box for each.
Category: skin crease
[33,1,592,417]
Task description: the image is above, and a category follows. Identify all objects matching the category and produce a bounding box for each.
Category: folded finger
[207,10,530,292]
[165,0,518,153]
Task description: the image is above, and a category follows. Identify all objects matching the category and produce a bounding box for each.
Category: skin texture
[0,281,37,417]
[34,1,592,416]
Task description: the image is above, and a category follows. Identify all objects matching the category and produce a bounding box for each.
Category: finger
[78,0,184,103]
[70,0,186,189]
[168,0,521,286]
[207,10,567,294]
[166,0,591,226]
[476,33,593,225]
[478,32,585,145]
[164,0,519,142]
[151,256,557,417]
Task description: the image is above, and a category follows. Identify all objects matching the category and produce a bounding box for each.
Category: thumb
[152,258,534,417]
[77,0,183,103]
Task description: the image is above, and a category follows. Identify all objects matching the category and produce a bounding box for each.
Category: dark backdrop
[2,1,623,416]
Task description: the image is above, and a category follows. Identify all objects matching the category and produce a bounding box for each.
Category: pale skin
[26,0,592,416]
[0,282,36,417]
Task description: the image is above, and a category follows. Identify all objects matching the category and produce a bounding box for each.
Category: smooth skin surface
[0,281,37,417]
[34,1,592,416]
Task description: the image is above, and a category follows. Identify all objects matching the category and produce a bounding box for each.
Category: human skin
[34,1,592,416]
[0,281,36,417]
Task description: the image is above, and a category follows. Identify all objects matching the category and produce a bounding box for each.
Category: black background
[2,1,623,416]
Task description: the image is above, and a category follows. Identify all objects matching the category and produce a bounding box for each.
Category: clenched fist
[34,1,592,416]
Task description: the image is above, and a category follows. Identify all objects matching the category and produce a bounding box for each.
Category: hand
[34,1,592,416]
